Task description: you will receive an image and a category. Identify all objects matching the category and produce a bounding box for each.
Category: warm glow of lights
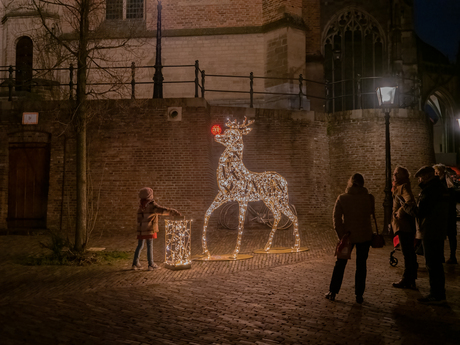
[376,86,397,106]
[202,117,300,259]
[211,124,222,135]
[165,219,192,267]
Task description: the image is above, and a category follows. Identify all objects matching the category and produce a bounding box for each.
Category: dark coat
[333,185,374,244]
[439,175,458,236]
[392,183,416,234]
[405,177,449,241]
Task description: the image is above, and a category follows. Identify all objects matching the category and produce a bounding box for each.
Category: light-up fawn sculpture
[202,117,300,259]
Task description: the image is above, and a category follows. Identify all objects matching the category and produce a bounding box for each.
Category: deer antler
[225,116,255,129]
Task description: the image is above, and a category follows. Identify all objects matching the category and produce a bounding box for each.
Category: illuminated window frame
[106,0,144,20]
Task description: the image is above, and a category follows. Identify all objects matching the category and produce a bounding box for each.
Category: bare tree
[31,0,145,251]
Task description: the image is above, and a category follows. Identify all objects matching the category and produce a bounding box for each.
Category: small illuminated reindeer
[202,117,300,259]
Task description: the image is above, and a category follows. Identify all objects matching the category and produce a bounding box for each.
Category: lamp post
[153,0,163,99]
[376,84,397,235]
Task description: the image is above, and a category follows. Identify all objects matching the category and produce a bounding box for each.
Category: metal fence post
[69,64,74,100]
[194,60,199,98]
[201,70,205,98]
[131,62,136,99]
[298,74,303,110]
[325,80,330,113]
[357,74,362,109]
[249,72,254,108]
[8,65,13,101]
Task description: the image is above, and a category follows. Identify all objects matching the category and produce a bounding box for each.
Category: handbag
[371,211,385,248]
[335,232,352,260]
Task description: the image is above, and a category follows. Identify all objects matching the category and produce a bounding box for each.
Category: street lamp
[153,0,163,99]
[376,83,398,235]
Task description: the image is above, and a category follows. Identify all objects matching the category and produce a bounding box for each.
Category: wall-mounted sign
[22,112,39,125]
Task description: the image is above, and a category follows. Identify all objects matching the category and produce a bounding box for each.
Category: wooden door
[8,143,50,229]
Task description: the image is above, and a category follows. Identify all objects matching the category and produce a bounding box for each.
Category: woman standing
[391,166,418,289]
[325,173,374,304]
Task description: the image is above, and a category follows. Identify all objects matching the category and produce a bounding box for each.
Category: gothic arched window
[15,36,33,92]
[323,10,386,112]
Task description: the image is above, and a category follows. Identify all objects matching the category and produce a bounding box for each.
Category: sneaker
[417,295,446,304]
[148,263,159,271]
[325,292,336,301]
[356,295,364,304]
[132,265,139,270]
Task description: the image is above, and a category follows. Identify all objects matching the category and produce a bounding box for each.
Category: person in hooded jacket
[433,164,457,265]
[391,166,418,289]
[404,166,449,304]
[325,173,374,304]
[132,187,181,271]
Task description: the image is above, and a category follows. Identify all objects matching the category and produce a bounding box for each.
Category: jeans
[422,238,446,299]
[329,241,371,297]
[133,239,154,267]
[398,231,418,281]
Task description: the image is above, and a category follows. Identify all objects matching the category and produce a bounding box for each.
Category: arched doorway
[424,89,458,166]
[15,36,33,92]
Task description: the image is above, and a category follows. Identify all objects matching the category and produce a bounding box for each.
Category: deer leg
[280,204,300,251]
[233,201,248,259]
[202,195,227,258]
[264,205,281,252]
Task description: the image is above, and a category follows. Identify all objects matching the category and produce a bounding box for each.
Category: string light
[165,219,192,269]
[202,117,301,259]
[211,124,222,135]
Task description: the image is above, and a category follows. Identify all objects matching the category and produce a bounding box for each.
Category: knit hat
[138,187,154,201]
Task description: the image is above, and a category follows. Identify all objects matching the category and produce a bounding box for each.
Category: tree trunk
[74,0,90,252]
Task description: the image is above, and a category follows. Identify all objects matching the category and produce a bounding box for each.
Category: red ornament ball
[211,124,222,135]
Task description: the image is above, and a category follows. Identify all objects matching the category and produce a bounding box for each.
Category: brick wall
[0,99,434,238]
[147,0,264,30]
[303,0,321,55]
[328,108,435,226]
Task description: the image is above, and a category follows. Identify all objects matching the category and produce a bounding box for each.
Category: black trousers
[329,241,371,297]
[398,231,418,281]
[447,231,457,259]
[422,238,446,299]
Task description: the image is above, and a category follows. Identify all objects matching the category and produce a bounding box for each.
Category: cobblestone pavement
[0,225,459,345]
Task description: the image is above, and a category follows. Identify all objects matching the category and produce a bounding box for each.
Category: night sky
[414,0,460,62]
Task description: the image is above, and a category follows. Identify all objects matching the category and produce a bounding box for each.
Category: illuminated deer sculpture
[202,117,300,259]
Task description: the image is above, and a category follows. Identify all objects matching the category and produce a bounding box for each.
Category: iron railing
[0,61,325,110]
[0,61,420,112]
[325,75,421,113]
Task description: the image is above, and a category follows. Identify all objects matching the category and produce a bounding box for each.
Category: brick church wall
[0,99,434,238]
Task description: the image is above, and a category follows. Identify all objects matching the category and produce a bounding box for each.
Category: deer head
[214,117,254,149]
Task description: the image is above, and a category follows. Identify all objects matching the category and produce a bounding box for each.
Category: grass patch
[17,231,131,266]
[20,250,131,266]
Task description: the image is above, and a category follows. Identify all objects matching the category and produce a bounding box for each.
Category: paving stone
[1,227,460,344]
